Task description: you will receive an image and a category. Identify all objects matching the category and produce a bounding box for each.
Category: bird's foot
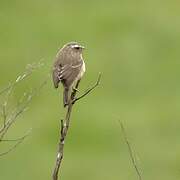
[72,87,80,92]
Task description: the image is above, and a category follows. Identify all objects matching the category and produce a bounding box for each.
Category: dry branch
[52,73,101,180]
[0,62,46,156]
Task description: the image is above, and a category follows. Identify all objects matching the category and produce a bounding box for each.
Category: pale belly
[79,60,86,79]
[73,61,86,87]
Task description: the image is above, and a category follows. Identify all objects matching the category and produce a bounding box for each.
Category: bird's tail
[63,88,69,107]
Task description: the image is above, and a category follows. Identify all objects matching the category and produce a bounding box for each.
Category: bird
[52,42,86,107]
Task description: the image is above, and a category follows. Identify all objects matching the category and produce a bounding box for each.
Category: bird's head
[61,42,85,57]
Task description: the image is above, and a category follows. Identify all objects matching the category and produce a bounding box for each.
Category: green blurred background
[0,0,180,179]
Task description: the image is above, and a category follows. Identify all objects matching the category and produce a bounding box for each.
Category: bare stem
[52,74,101,180]
[119,121,142,180]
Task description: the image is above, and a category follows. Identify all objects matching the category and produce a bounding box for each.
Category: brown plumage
[52,42,86,107]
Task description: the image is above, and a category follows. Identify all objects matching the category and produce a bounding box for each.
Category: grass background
[0,0,180,179]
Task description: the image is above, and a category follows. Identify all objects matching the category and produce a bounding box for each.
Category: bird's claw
[72,87,79,92]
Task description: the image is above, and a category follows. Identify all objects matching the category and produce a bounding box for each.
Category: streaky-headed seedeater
[52,42,86,107]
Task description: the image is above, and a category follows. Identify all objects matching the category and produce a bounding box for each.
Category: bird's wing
[52,55,64,88]
[53,52,83,88]
[59,60,83,86]
[52,64,60,88]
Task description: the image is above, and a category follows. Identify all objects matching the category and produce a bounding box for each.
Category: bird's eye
[74,46,80,50]
[71,45,81,50]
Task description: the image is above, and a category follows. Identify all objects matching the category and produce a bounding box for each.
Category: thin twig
[0,61,44,124]
[0,62,46,156]
[0,129,31,156]
[52,74,101,180]
[0,61,43,108]
[119,120,142,180]
[0,80,47,140]
[0,84,11,96]
[0,61,46,158]
[2,104,6,128]
[73,73,101,103]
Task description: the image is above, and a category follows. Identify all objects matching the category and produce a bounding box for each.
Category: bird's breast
[76,60,85,83]
[80,60,86,78]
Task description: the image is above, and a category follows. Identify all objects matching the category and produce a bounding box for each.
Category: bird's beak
[80,46,85,49]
